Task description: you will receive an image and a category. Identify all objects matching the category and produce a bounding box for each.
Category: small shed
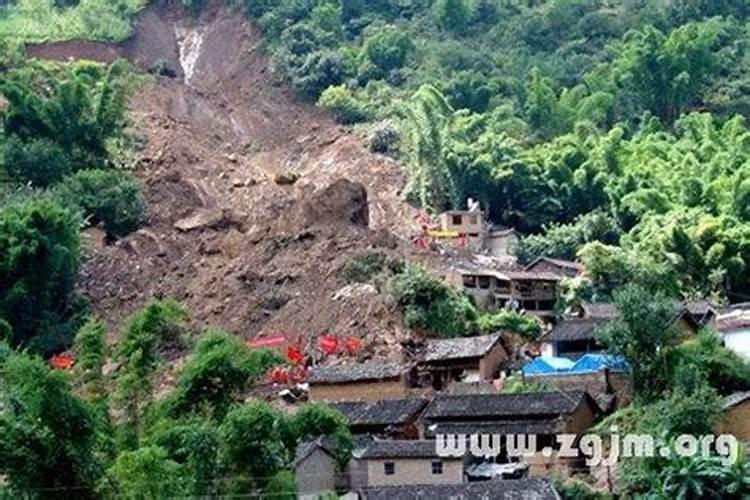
[294,437,339,500]
[715,391,750,442]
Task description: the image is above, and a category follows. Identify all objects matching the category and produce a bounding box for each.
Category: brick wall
[715,402,750,442]
[364,457,464,487]
[309,379,408,402]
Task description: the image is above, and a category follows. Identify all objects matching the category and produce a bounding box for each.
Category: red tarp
[50,353,75,370]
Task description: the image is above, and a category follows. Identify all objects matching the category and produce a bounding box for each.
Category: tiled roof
[423,333,503,363]
[722,391,750,410]
[354,439,451,459]
[359,478,560,500]
[718,307,750,333]
[307,361,407,384]
[544,318,610,342]
[422,391,588,420]
[580,303,619,319]
[292,436,337,468]
[330,399,428,427]
[424,419,561,437]
[526,257,584,272]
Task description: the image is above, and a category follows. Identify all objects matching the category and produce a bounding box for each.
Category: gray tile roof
[307,361,408,384]
[293,436,337,468]
[423,333,503,363]
[359,478,560,500]
[331,398,428,427]
[424,419,561,438]
[722,391,750,410]
[355,439,454,459]
[422,391,588,420]
[544,318,610,342]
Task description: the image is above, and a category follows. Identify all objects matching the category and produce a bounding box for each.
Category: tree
[387,264,478,337]
[361,26,415,76]
[398,85,459,211]
[115,300,187,449]
[55,169,145,239]
[103,446,188,500]
[264,470,297,500]
[317,85,368,124]
[162,331,282,420]
[289,403,352,469]
[220,401,289,491]
[145,418,222,498]
[74,317,108,402]
[0,198,80,354]
[0,350,101,498]
[433,0,469,34]
[595,284,679,400]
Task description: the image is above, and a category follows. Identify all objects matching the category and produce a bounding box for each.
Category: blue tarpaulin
[570,354,629,373]
[522,357,575,376]
[523,354,629,376]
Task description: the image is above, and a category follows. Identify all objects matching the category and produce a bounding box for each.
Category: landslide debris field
[28,2,423,351]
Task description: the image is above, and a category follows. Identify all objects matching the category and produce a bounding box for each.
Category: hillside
[28,2,425,348]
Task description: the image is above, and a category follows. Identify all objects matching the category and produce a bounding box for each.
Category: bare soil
[28,1,423,354]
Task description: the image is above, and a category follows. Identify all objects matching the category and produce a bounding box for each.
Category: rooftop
[307,361,408,384]
[543,318,610,342]
[422,333,504,363]
[422,391,589,420]
[424,419,561,437]
[330,398,428,427]
[722,391,750,410]
[293,436,337,468]
[525,257,585,273]
[358,478,560,500]
[354,439,453,460]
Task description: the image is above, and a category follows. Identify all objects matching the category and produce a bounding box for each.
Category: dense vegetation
[0,60,144,353]
[0,300,350,498]
[0,0,147,42]
[222,0,750,303]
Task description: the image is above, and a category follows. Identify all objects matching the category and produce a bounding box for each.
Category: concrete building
[330,398,428,439]
[350,440,466,488]
[417,333,509,390]
[438,210,483,237]
[308,361,413,402]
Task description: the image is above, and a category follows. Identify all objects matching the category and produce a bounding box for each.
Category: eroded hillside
[30,2,421,349]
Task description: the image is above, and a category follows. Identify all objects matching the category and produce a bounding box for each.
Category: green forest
[0,0,749,498]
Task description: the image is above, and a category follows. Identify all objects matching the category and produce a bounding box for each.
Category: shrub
[475,310,542,339]
[0,198,80,353]
[56,169,145,238]
[343,252,402,283]
[369,122,400,153]
[361,26,415,75]
[317,85,368,124]
[3,136,73,187]
[387,264,478,337]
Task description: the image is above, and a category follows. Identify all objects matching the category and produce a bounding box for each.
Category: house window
[384,462,395,475]
[431,461,444,475]
[452,214,463,226]
[478,276,491,289]
[468,215,478,225]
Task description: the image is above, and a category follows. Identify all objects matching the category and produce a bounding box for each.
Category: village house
[438,209,484,237]
[349,439,466,488]
[308,361,414,402]
[715,391,750,443]
[523,354,633,411]
[330,398,428,439]
[448,268,561,319]
[483,228,519,257]
[718,303,750,361]
[543,303,703,358]
[357,478,561,500]
[294,436,340,500]
[420,391,600,477]
[416,333,509,390]
[524,257,585,278]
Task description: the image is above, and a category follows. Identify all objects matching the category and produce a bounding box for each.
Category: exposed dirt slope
[30,2,421,350]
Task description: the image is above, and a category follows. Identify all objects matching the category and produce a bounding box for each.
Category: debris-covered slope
[31,2,420,347]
